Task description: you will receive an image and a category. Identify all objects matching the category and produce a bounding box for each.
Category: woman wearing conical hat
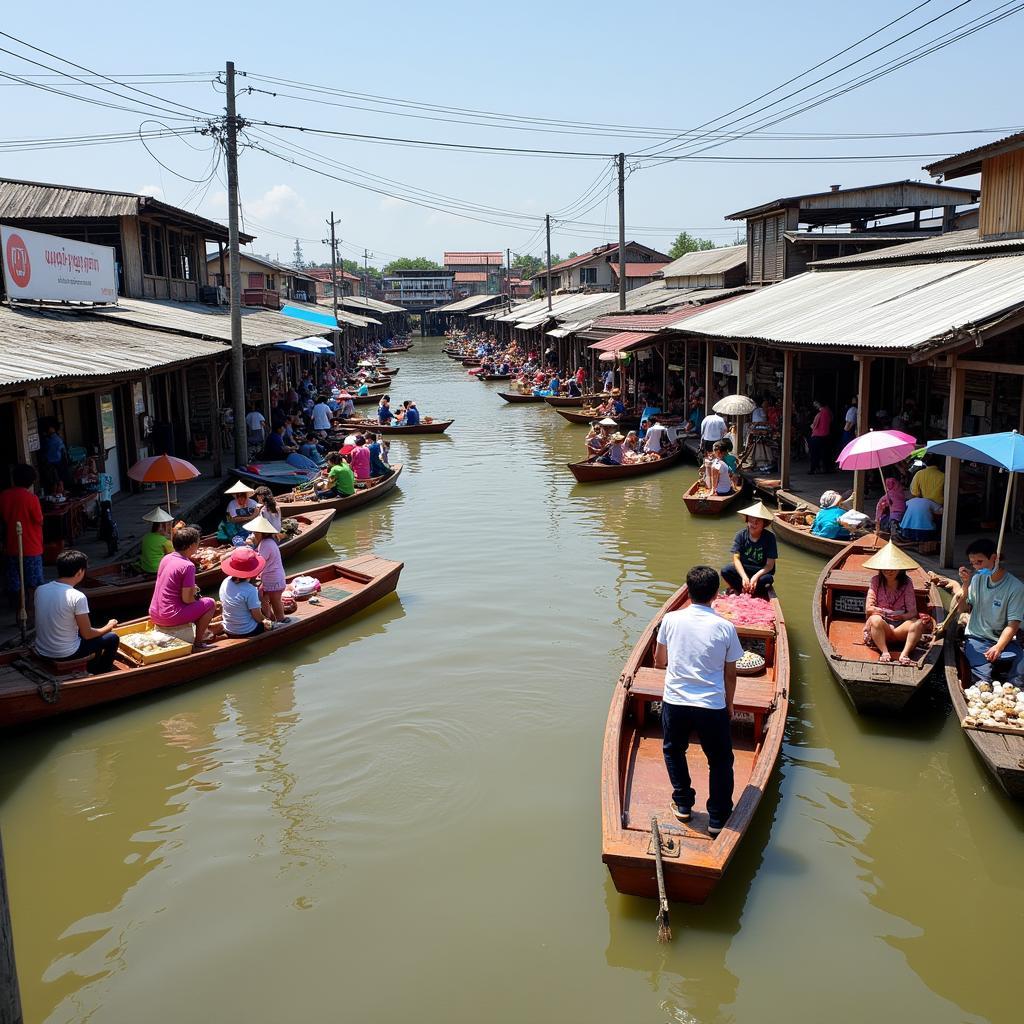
[862,542,926,666]
[721,502,778,598]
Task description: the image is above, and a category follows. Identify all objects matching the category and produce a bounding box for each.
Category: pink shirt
[350,445,371,480]
[149,551,196,624]
[257,537,286,592]
[811,407,832,437]
[869,575,917,617]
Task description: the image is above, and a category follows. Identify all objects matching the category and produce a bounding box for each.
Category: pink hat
[221,547,266,579]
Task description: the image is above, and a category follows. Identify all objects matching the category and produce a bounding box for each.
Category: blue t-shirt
[378,405,394,425]
[404,406,420,426]
[900,497,940,531]
[43,433,66,465]
[369,443,389,476]
[730,528,779,574]
[264,432,285,458]
[219,578,262,636]
[357,384,369,396]
[811,505,850,539]
[641,405,662,424]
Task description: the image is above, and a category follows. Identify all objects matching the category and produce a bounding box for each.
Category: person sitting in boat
[713,440,738,474]
[654,564,742,837]
[349,436,372,481]
[149,526,218,649]
[356,381,370,398]
[34,548,120,674]
[316,452,356,499]
[298,432,324,465]
[643,416,670,455]
[139,507,174,574]
[252,487,282,532]
[366,432,392,479]
[875,477,907,534]
[219,548,273,639]
[621,431,640,461]
[263,424,296,461]
[708,446,734,496]
[585,424,605,460]
[811,490,852,540]
[610,390,626,417]
[217,482,260,542]
[936,538,1024,685]
[337,392,356,419]
[377,396,394,426]
[862,543,926,666]
[597,432,625,466]
[722,502,778,598]
[565,376,582,398]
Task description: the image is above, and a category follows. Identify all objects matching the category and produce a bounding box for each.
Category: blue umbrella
[927,429,1024,564]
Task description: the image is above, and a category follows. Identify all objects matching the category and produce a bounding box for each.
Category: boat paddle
[650,816,672,944]
[15,522,27,646]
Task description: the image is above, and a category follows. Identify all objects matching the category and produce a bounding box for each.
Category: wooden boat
[498,391,545,404]
[568,445,686,484]
[944,628,1024,800]
[0,554,403,730]
[555,408,639,429]
[233,462,319,494]
[602,584,789,904]
[277,464,403,517]
[81,509,336,614]
[771,507,851,558]
[351,393,381,407]
[682,479,747,515]
[382,343,412,351]
[461,357,482,367]
[332,418,454,436]
[544,394,588,408]
[477,373,512,381]
[812,538,944,713]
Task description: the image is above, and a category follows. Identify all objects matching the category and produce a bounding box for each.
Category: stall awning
[275,336,334,354]
[588,330,659,354]
[281,303,381,330]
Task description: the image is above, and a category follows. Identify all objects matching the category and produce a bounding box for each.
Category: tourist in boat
[219,548,273,638]
[350,436,372,480]
[875,476,907,533]
[585,424,605,459]
[709,446,734,496]
[252,487,282,532]
[938,538,1024,684]
[149,526,217,648]
[810,490,852,540]
[897,494,942,543]
[366,432,392,478]
[654,564,743,836]
[245,514,289,625]
[700,407,728,454]
[0,463,44,622]
[643,415,670,454]
[722,502,778,598]
[139,507,175,574]
[377,396,394,425]
[862,545,926,666]
[316,452,356,498]
[597,432,625,466]
[217,481,259,542]
[714,440,738,474]
[34,548,120,674]
[401,401,421,427]
[910,455,946,505]
[356,381,370,398]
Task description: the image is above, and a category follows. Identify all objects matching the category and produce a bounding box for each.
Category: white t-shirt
[227,497,258,519]
[657,603,744,710]
[35,581,89,659]
[712,458,733,494]
[700,414,727,442]
[644,424,668,452]
[245,411,266,433]
[311,403,333,431]
[219,578,262,636]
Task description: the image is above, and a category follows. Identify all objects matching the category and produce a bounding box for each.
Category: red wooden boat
[568,445,685,483]
[332,418,453,436]
[682,479,748,516]
[498,391,545,404]
[477,373,512,381]
[277,464,403,517]
[0,554,403,730]
[555,408,639,429]
[81,509,335,614]
[544,394,589,408]
[602,584,789,903]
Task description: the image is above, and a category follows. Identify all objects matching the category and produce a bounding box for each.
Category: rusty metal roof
[443,252,504,265]
[608,262,671,279]
[588,330,659,354]
[659,245,746,279]
[0,303,224,387]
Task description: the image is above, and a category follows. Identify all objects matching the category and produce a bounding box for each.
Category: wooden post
[208,360,223,477]
[660,341,668,411]
[852,356,872,512]
[703,341,714,417]
[780,349,794,490]
[261,351,272,423]
[940,364,966,567]
[0,829,22,1024]
[736,342,747,395]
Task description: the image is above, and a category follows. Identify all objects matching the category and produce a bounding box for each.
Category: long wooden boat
[498,391,546,404]
[0,554,403,730]
[544,394,587,408]
[351,393,381,407]
[276,464,403,517]
[461,357,482,367]
[944,628,1024,800]
[555,408,639,429]
[568,445,686,484]
[332,418,453,436]
[602,584,789,904]
[477,373,512,381]
[812,537,944,713]
[233,462,319,494]
[682,478,748,515]
[80,509,336,614]
[771,508,850,558]
[382,343,412,351]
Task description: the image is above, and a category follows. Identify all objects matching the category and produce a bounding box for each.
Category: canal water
[1,339,1021,1024]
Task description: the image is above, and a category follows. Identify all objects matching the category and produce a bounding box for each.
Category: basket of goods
[280,518,300,537]
[423,416,435,424]
[962,681,1024,733]
[736,649,766,676]
[116,622,193,665]
[192,546,224,571]
[288,575,321,600]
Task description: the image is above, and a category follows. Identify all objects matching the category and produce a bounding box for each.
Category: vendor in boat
[219,547,273,639]
[934,538,1024,685]
[217,482,259,542]
[148,526,218,649]
[316,452,356,499]
[139,507,175,574]
[722,502,778,598]
[365,432,392,478]
[34,548,120,674]
[621,431,640,460]
[862,543,927,666]
[810,490,852,540]
[655,564,743,836]
[585,424,605,459]
[377,396,394,426]
[597,432,625,466]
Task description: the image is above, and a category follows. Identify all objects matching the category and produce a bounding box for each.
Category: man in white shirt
[840,396,858,449]
[35,549,120,674]
[244,405,267,446]
[643,415,669,454]
[655,565,743,835]
[311,395,334,433]
[699,410,727,453]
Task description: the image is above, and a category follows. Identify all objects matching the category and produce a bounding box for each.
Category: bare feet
[879,651,892,663]
[898,655,913,666]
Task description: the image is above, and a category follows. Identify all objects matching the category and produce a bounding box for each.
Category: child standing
[244,514,288,624]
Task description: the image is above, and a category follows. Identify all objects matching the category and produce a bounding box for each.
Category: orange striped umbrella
[127,454,200,510]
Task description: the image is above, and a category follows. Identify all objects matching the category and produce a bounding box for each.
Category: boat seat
[827,618,930,656]
[826,569,929,594]
[34,653,91,676]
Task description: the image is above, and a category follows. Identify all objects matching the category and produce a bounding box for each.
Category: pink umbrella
[837,429,917,493]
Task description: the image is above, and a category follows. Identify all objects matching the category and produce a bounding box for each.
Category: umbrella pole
[995,470,1013,570]
[165,481,171,512]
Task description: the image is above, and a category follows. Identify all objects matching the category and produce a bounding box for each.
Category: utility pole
[324,212,342,361]
[363,248,373,299]
[506,246,511,300]
[545,214,552,312]
[617,153,626,312]
[225,60,248,469]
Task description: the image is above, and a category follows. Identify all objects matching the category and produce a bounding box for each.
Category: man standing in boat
[654,565,742,837]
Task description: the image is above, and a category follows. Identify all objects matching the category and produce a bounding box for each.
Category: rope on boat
[13,659,61,704]
[650,816,672,944]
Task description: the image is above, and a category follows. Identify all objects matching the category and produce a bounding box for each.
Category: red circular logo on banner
[5,234,31,289]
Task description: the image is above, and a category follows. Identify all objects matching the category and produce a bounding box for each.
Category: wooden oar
[650,816,672,943]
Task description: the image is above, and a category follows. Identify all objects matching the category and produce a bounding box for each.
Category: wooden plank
[780,350,794,489]
[852,356,872,512]
[941,364,966,567]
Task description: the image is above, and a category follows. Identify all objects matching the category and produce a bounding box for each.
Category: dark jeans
[808,435,829,473]
[721,565,774,597]
[76,632,120,675]
[662,702,735,827]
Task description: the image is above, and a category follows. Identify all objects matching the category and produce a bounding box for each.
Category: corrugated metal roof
[336,295,406,314]
[609,262,671,278]
[588,330,659,353]
[443,252,504,265]
[431,293,506,313]
[591,311,695,331]
[216,251,319,282]
[91,297,333,350]
[809,229,1024,268]
[924,131,1024,179]
[659,245,746,279]
[0,304,224,387]
[671,254,1024,352]
[454,271,488,282]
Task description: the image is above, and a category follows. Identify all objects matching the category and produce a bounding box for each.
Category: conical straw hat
[862,541,921,572]
[225,480,255,495]
[142,506,174,523]
[243,513,280,535]
[598,417,618,427]
[737,501,775,521]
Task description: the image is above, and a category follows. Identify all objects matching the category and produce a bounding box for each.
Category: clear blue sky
[2,1,1022,268]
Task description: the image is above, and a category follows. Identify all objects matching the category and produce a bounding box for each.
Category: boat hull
[569,446,686,483]
[681,480,747,515]
[332,419,453,436]
[498,391,545,404]
[277,464,403,516]
[772,509,848,558]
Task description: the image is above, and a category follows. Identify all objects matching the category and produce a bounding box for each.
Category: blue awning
[281,304,339,329]
[275,336,334,354]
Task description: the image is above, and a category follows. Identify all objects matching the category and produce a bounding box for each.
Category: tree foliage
[668,231,718,259]
[510,253,562,279]
[382,256,443,273]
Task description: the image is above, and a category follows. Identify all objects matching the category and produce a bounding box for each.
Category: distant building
[206,252,319,309]
[381,268,455,311]
[658,245,747,290]
[507,276,533,299]
[531,242,670,294]
[304,266,364,298]
[443,251,505,296]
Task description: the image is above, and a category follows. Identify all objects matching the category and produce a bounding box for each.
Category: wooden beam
[852,356,872,512]
[780,349,794,489]
[704,340,714,417]
[0,829,22,1024]
[940,364,966,566]
[208,360,223,477]
[736,342,747,395]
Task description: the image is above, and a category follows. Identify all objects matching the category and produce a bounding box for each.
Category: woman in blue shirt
[811,490,852,540]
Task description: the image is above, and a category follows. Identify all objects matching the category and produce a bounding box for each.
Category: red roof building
[531,242,670,294]
[443,251,504,296]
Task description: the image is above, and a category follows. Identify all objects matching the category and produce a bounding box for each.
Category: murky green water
[1,339,1021,1024]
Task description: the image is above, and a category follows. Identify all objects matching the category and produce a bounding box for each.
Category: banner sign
[1,224,117,303]
[713,355,736,376]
